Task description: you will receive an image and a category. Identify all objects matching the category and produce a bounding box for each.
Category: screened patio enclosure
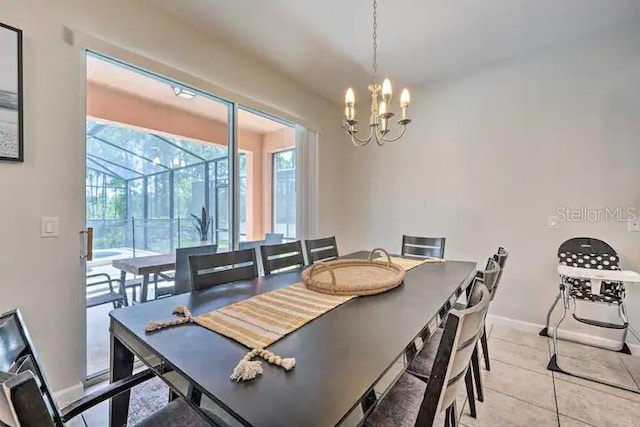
[86,118,243,255]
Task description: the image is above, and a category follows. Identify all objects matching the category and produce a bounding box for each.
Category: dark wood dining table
[112,253,175,303]
[108,252,476,427]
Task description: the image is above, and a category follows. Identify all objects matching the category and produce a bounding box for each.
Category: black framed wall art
[0,22,23,162]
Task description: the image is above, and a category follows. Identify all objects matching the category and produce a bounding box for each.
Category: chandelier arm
[373,126,386,145]
[380,124,407,143]
[349,126,375,146]
[351,135,371,147]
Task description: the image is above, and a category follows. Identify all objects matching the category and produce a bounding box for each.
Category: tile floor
[453,323,640,427]
[80,323,640,426]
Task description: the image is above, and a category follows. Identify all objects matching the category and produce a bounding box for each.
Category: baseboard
[53,382,84,407]
[486,314,640,354]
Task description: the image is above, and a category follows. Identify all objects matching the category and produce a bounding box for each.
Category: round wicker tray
[301,248,406,296]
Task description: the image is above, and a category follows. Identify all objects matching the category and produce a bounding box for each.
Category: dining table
[108,251,477,427]
[112,253,176,303]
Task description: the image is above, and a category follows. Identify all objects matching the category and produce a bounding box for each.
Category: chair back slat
[492,247,509,294]
[401,235,446,259]
[189,249,258,290]
[261,241,305,275]
[0,310,62,426]
[174,244,217,294]
[480,258,501,297]
[415,282,491,425]
[305,236,339,264]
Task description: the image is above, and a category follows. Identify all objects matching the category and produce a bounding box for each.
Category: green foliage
[191,206,212,241]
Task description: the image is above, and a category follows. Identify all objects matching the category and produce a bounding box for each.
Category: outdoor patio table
[112,253,175,303]
[108,251,476,426]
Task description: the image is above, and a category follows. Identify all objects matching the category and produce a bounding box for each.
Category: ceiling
[149,0,640,102]
[86,55,288,133]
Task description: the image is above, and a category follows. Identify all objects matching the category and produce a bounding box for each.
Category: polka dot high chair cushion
[558,252,625,303]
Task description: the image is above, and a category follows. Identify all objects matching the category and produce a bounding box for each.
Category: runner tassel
[230,348,296,382]
[145,305,194,332]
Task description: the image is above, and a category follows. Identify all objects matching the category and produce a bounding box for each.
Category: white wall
[0,0,350,393]
[344,23,640,334]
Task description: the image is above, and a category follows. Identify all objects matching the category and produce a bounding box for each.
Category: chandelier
[343,0,411,147]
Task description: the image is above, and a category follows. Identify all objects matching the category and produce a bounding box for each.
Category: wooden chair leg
[464,367,477,418]
[480,325,491,371]
[471,345,484,402]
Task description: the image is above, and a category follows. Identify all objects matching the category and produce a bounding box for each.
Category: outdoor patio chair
[0,309,214,426]
[86,273,127,309]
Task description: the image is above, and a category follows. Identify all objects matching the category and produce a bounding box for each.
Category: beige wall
[343,23,640,337]
[0,0,350,395]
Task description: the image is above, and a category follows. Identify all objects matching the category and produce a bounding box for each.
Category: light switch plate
[41,217,59,238]
[548,216,559,230]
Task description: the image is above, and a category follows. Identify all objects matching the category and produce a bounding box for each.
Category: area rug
[127,377,169,426]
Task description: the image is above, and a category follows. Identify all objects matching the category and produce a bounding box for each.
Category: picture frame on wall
[0,22,23,162]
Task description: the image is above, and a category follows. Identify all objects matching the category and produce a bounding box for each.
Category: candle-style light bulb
[379,100,387,115]
[345,88,355,106]
[400,88,411,107]
[382,79,392,99]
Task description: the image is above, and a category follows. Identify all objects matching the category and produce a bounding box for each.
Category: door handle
[87,227,93,261]
[80,228,93,261]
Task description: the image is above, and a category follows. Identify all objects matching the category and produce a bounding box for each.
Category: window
[272,149,296,240]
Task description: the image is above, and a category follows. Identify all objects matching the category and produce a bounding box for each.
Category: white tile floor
[80,323,640,426]
[452,323,640,427]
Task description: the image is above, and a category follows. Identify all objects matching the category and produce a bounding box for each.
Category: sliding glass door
[84,52,300,379]
[85,52,234,378]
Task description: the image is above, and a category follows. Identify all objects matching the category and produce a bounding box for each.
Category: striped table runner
[194,283,355,349]
[375,255,445,271]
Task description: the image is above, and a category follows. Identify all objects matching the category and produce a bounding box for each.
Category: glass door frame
[82,50,305,382]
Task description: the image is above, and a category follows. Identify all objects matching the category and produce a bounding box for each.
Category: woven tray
[301,248,406,296]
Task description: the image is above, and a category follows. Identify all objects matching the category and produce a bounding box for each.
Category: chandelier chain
[372,0,378,81]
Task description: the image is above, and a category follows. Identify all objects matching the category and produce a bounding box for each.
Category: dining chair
[0,309,213,427]
[260,241,306,275]
[365,282,491,427]
[305,236,339,264]
[402,235,446,259]
[408,258,499,418]
[478,248,509,370]
[189,248,258,291]
[402,236,447,323]
[265,233,284,245]
[156,244,219,297]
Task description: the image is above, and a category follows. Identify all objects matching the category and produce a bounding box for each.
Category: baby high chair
[540,237,640,374]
